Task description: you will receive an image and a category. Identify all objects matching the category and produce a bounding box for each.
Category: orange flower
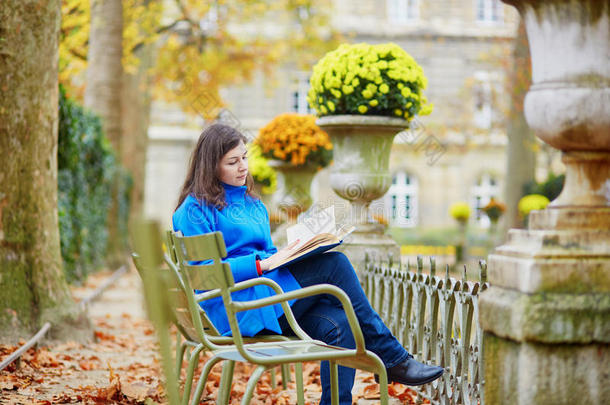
[255,113,333,168]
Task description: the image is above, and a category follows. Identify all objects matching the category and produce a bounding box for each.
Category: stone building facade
[144,1,553,231]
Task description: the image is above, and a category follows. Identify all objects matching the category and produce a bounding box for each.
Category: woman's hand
[259,239,301,272]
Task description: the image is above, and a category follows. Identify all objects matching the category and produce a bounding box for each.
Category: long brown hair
[175,123,257,210]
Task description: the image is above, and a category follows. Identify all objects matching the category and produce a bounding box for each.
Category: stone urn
[480,1,610,404]
[316,114,408,274]
[267,160,318,223]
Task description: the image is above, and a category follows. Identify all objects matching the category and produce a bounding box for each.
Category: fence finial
[416,255,423,275]
[479,259,487,283]
[430,256,436,277]
[463,264,468,283]
[388,252,394,268]
[445,264,450,288]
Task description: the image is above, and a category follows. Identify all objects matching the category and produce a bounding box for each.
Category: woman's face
[217,141,248,187]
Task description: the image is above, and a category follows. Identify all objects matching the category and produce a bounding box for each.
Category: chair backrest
[169,231,250,350]
[163,231,223,340]
[169,231,235,291]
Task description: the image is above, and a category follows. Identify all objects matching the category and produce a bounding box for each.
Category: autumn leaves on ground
[1,269,423,404]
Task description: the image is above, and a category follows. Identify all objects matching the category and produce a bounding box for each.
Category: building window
[387,0,419,24]
[386,171,418,227]
[471,173,499,228]
[291,72,314,115]
[476,0,502,23]
[472,71,499,129]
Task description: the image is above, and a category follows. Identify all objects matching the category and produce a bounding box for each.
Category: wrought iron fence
[363,254,488,405]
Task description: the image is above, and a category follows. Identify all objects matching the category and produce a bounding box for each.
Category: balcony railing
[363,254,488,405]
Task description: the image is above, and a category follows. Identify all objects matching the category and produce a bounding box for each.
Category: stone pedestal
[268,161,318,246]
[336,223,401,279]
[317,115,406,277]
[481,207,610,404]
[480,1,610,404]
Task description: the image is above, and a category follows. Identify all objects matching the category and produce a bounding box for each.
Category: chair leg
[217,360,235,405]
[270,366,277,389]
[281,364,290,388]
[190,355,223,405]
[329,361,339,405]
[295,363,305,405]
[182,344,205,405]
[175,338,189,379]
[240,365,266,405]
[376,368,389,405]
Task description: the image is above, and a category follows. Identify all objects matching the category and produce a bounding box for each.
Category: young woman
[173,123,443,404]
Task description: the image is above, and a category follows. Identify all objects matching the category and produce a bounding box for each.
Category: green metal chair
[132,227,297,405]
[161,230,295,405]
[131,220,181,405]
[169,230,390,405]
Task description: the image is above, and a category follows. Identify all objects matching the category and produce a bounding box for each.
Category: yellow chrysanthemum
[254,113,333,169]
[308,42,432,119]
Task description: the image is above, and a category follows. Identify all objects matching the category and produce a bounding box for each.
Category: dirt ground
[1,267,420,404]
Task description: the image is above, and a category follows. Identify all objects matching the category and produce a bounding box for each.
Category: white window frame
[473,71,492,129]
[472,71,501,130]
[387,0,420,24]
[476,0,503,23]
[386,171,418,228]
[291,72,314,115]
[471,173,499,228]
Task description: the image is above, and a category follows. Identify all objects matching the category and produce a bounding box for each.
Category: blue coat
[172,183,301,337]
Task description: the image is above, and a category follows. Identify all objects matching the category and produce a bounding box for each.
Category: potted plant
[482,197,507,249]
[308,42,432,226]
[450,202,471,264]
[518,194,550,228]
[254,113,332,221]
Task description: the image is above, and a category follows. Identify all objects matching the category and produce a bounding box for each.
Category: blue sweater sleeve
[258,201,278,259]
[173,199,259,283]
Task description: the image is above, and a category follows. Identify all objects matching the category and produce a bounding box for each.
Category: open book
[265,206,355,271]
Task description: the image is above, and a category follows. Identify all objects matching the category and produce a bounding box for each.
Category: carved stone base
[480,207,610,404]
[337,226,401,281]
[484,334,609,405]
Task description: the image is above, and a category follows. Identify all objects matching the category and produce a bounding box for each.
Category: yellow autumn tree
[58,0,340,263]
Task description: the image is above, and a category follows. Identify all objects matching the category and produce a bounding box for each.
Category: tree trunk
[85,0,124,266]
[0,0,89,343]
[503,19,536,231]
[122,43,153,222]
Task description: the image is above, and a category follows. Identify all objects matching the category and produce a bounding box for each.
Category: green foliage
[523,173,565,201]
[248,144,277,194]
[388,226,489,247]
[58,87,131,282]
[307,43,433,119]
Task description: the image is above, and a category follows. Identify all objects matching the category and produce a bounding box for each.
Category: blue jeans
[278,252,409,405]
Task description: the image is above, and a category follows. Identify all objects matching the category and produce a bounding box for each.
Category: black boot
[375,355,444,386]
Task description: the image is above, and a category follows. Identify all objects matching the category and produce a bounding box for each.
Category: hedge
[57,87,131,283]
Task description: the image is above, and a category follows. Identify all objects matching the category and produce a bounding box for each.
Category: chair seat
[214,340,380,372]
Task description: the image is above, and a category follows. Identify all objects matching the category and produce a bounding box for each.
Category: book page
[266,205,352,271]
[286,205,336,247]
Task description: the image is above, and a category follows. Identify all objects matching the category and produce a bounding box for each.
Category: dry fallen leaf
[362,383,380,399]
[122,381,156,401]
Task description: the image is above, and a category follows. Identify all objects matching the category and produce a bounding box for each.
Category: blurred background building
[144,0,562,239]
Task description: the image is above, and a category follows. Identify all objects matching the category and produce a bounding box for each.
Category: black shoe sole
[374,369,444,386]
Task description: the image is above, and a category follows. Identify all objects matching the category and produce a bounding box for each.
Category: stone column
[479,1,610,404]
